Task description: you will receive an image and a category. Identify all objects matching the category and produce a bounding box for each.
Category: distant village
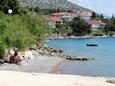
[46,11,106,30]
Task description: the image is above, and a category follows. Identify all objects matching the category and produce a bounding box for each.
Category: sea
[46,37,115,77]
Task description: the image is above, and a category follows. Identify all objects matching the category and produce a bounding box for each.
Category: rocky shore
[29,43,94,61]
[0,43,94,73]
[48,35,113,40]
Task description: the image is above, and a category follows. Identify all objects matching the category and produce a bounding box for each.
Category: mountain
[19,0,92,12]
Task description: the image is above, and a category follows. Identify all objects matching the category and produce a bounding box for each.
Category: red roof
[80,12,92,17]
[48,17,63,22]
[51,13,63,16]
[89,20,105,25]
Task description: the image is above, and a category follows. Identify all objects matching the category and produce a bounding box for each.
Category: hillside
[19,0,91,12]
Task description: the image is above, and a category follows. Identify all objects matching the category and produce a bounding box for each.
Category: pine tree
[111,14,114,20]
[100,14,104,19]
[91,12,96,19]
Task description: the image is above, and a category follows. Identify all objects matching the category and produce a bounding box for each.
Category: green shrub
[0,43,5,59]
[109,32,114,36]
[70,17,91,36]
[93,30,103,36]
[0,11,49,51]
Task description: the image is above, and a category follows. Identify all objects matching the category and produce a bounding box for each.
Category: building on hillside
[89,20,106,30]
[51,13,63,17]
[69,11,80,19]
[51,12,79,21]
[80,12,92,22]
[47,17,63,28]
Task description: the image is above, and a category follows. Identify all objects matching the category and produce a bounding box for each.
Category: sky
[68,0,115,17]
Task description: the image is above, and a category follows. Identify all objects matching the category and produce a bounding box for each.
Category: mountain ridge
[19,0,92,12]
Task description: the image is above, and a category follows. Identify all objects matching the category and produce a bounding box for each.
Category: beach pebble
[106,79,115,84]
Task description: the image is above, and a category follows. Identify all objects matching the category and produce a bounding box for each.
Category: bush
[0,11,49,51]
[0,43,5,59]
[109,31,114,36]
[70,17,91,36]
[93,30,103,36]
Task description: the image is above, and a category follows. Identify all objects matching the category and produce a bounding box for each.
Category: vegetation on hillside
[0,0,50,59]
[104,16,115,36]
[0,11,49,50]
[69,17,91,36]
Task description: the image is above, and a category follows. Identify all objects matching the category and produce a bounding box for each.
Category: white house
[89,20,106,29]
[51,12,79,21]
[80,12,92,22]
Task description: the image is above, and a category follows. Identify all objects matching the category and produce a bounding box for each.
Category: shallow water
[46,37,115,77]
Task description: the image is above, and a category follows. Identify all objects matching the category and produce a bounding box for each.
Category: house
[68,12,80,20]
[80,12,92,22]
[51,12,72,21]
[47,17,63,28]
[89,20,106,29]
[51,12,79,21]
[51,13,64,17]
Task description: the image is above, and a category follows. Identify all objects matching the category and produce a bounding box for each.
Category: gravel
[0,55,64,73]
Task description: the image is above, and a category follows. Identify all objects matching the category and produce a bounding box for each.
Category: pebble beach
[0,44,115,86]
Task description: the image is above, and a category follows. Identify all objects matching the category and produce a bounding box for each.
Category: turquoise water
[46,37,115,77]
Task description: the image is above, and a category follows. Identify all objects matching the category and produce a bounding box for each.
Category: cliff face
[19,0,91,12]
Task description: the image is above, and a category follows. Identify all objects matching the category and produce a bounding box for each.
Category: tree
[0,43,5,59]
[0,0,20,14]
[91,12,96,19]
[104,17,115,33]
[111,14,114,20]
[100,14,104,19]
[70,17,91,36]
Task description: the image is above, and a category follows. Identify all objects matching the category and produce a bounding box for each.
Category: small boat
[86,44,98,47]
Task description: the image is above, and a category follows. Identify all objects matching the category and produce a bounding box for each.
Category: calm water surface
[46,37,115,77]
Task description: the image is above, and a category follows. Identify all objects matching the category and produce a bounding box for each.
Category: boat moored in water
[86,44,98,46]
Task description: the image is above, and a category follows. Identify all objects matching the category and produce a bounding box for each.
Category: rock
[4,63,9,66]
[0,60,4,65]
[29,47,36,50]
[66,56,94,61]
[4,60,10,63]
[106,79,115,84]
[82,58,89,61]
[58,49,64,53]
[52,49,57,53]
[74,57,82,60]
[24,51,34,60]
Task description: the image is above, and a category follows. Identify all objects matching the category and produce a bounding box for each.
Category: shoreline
[0,49,115,86]
[0,41,115,86]
[49,59,66,74]
[47,35,115,40]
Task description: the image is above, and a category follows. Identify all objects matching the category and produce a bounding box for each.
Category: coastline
[0,43,92,74]
[49,59,66,74]
[0,41,115,86]
[47,35,115,40]
[0,49,115,86]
